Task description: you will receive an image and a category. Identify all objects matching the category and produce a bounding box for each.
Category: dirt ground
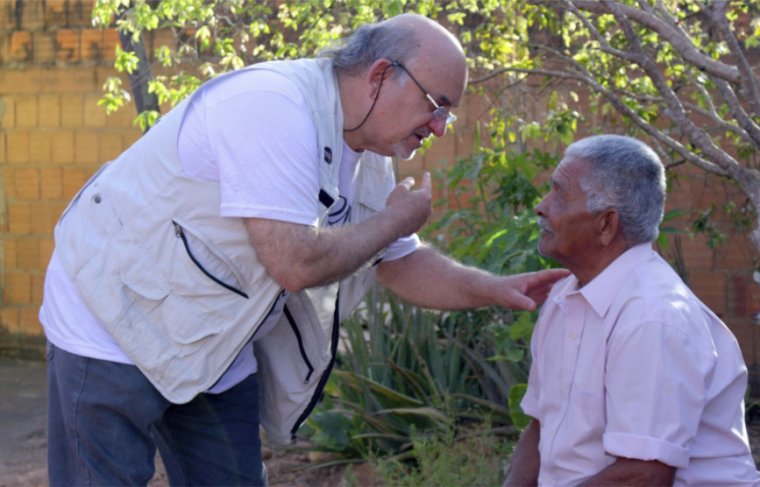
[2,356,760,487]
[0,357,351,487]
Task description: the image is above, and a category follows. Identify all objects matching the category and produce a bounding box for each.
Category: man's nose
[428,117,448,137]
[535,196,548,216]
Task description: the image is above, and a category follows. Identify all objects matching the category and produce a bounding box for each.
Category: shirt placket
[545,293,587,481]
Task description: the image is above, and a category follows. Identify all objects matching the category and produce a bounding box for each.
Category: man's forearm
[579,457,675,486]
[503,419,541,486]
[377,248,569,311]
[245,210,413,292]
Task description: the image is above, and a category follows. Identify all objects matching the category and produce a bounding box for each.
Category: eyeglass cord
[343,63,393,132]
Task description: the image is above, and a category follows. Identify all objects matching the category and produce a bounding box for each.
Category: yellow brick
[80,28,104,61]
[16,238,40,270]
[32,275,46,309]
[62,167,87,200]
[98,132,125,162]
[75,131,99,164]
[0,96,13,129]
[0,309,20,332]
[10,31,32,63]
[51,130,74,164]
[0,68,44,95]
[42,67,98,94]
[2,166,15,199]
[3,271,32,305]
[8,202,31,234]
[101,30,120,62]
[19,308,43,335]
[16,95,39,128]
[38,94,61,127]
[40,167,63,200]
[106,101,138,129]
[123,129,142,148]
[7,131,29,163]
[4,239,17,268]
[61,93,83,127]
[14,167,40,200]
[65,0,92,27]
[83,93,107,128]
[29,131,52,163]
[39,238,55,268]
[19,0,44,31]
[31,203,60,235]
[56,29,81,63]
[33,31,56,64]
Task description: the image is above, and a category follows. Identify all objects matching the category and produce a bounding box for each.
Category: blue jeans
[46,343,266,486]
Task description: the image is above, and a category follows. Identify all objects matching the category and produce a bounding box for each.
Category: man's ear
[366,58,394,99]
[597,209,620,247]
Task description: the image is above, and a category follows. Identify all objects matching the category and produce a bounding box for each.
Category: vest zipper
[290,289,341,440]
[283,305,314,384]
[172,221,249,299]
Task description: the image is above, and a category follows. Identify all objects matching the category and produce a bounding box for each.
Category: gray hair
[319,21,419,76]
[565,134,666,245]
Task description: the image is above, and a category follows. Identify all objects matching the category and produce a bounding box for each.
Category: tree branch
[604,0,743,179]
[117,3,160,131]
[534,0,742,83]
[704,0,760,116]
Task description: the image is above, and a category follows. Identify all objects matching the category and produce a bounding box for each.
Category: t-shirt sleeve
[203,74,321,225]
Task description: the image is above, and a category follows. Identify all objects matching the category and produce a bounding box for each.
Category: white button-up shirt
[522,243,759,485]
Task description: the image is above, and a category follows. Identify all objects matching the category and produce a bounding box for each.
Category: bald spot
[384,13,468,105]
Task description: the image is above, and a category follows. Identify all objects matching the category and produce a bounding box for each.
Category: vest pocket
[119,260,223,346]
[171,219,248,299]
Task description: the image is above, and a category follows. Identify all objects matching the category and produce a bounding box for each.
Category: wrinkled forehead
[553,156,590,188]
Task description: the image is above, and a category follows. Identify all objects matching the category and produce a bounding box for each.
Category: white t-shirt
[40,69,419,394]
[522,244,759,485]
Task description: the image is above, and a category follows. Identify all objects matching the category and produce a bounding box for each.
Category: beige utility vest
[54,59,393,443]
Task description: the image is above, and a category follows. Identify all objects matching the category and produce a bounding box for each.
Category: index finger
[419,172,432,193]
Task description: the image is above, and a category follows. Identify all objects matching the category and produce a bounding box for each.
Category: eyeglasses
[391,61,457,125]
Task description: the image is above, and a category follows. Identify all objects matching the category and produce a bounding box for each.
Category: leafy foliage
[374,420,512,487]
[479,0,760,256]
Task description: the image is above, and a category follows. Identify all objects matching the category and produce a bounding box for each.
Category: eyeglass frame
[390,61,458,125]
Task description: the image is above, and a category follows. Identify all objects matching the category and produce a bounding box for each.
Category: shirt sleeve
[602,312,716,468]
[203,75,321,225]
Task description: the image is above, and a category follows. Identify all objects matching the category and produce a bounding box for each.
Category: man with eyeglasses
[41,13,568,485]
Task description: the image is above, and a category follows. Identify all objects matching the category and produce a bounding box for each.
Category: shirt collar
[575,243,655,318]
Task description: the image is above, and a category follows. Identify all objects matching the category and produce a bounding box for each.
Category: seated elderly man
[504,135,759,486]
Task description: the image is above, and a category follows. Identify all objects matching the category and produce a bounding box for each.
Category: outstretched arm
[376,245,569,311]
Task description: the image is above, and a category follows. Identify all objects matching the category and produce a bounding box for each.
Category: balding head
[321,13,467,85]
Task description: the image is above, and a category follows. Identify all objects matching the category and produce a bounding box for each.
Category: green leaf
[508,383,531,430]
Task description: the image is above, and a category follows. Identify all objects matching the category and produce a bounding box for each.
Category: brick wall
[0,0,140,356]
[666,164,760,384]
[0,1,758,384]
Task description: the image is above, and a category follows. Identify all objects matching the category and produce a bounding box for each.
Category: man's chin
[390,146,417,160]
[537,241,552,259]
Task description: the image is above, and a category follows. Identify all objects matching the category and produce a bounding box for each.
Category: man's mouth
[537,217,553,235]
